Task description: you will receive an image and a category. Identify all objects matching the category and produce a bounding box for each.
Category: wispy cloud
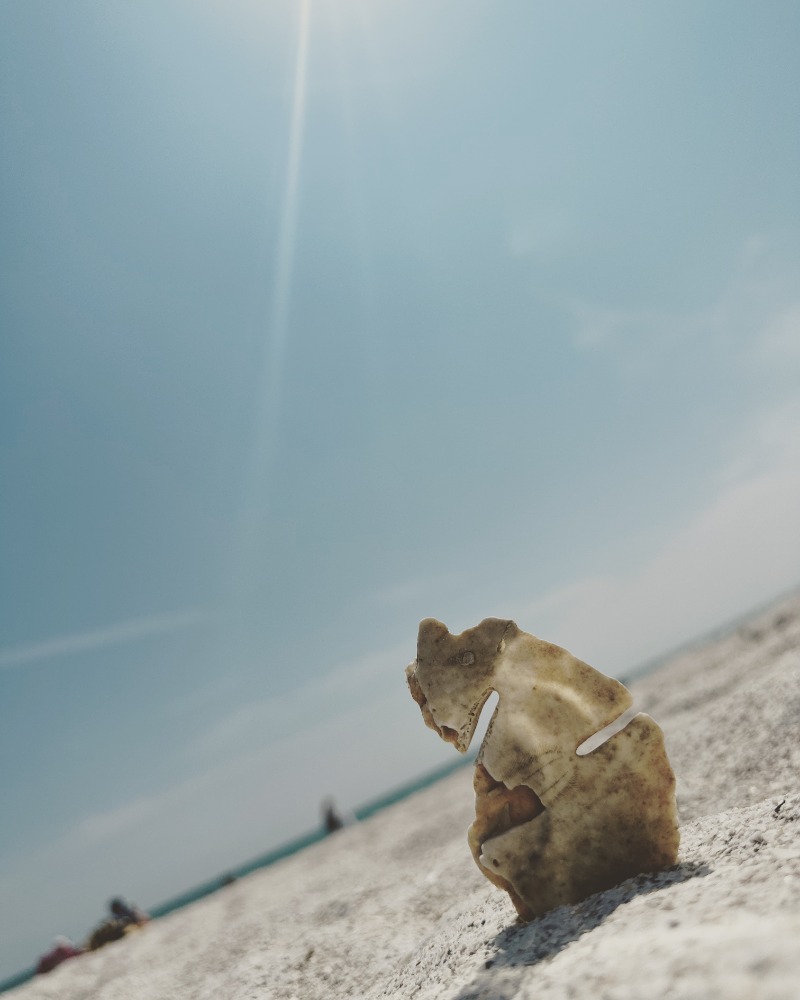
[513,398,800,675]
[750,301,800,368]
[367,572,462,609]
[75,794,165,844]
[183,638,409,761]
[569,235,799,364]
[0,607,209,669]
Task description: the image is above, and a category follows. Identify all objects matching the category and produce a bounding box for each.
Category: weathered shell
[406,617,679,920]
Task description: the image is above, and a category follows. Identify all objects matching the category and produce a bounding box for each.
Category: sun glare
[233,0,312,595]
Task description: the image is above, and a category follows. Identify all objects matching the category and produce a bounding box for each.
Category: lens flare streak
[234,0,312,596]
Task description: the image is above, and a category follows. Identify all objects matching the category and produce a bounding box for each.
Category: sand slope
[10,592,800,1000]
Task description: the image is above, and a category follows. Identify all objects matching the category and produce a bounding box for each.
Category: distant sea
[150,752,474,920]
[0,755,472,996]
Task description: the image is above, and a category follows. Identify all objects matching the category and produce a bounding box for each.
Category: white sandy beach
[10,592,800,1000]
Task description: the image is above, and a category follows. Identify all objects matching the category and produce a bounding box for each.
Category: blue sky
[1,0,799,978]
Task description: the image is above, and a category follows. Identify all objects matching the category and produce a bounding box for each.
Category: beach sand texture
[10,592,800,1000]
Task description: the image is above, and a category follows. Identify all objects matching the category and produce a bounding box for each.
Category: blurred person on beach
[322,797,344,833]
[109,897,150,927]
[85,897,150,951]
[35,936,83,975]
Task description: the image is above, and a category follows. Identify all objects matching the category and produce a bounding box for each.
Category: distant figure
[85,917,126,951]
[36,936,83,975]
[86,897,150,951]
[322,797,344,833]
[109,897,149,927]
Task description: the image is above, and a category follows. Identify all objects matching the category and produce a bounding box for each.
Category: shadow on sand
[452,860,711,1000]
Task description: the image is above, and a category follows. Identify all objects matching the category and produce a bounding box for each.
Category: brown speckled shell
[406,618,679,920]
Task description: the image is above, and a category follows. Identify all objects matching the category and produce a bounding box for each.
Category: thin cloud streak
[568,236,798,362]
[0,608,208,669]
[514,401,800,675]
[183,638,409,761]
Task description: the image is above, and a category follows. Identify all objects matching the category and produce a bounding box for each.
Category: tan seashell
[406,617,679,920]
